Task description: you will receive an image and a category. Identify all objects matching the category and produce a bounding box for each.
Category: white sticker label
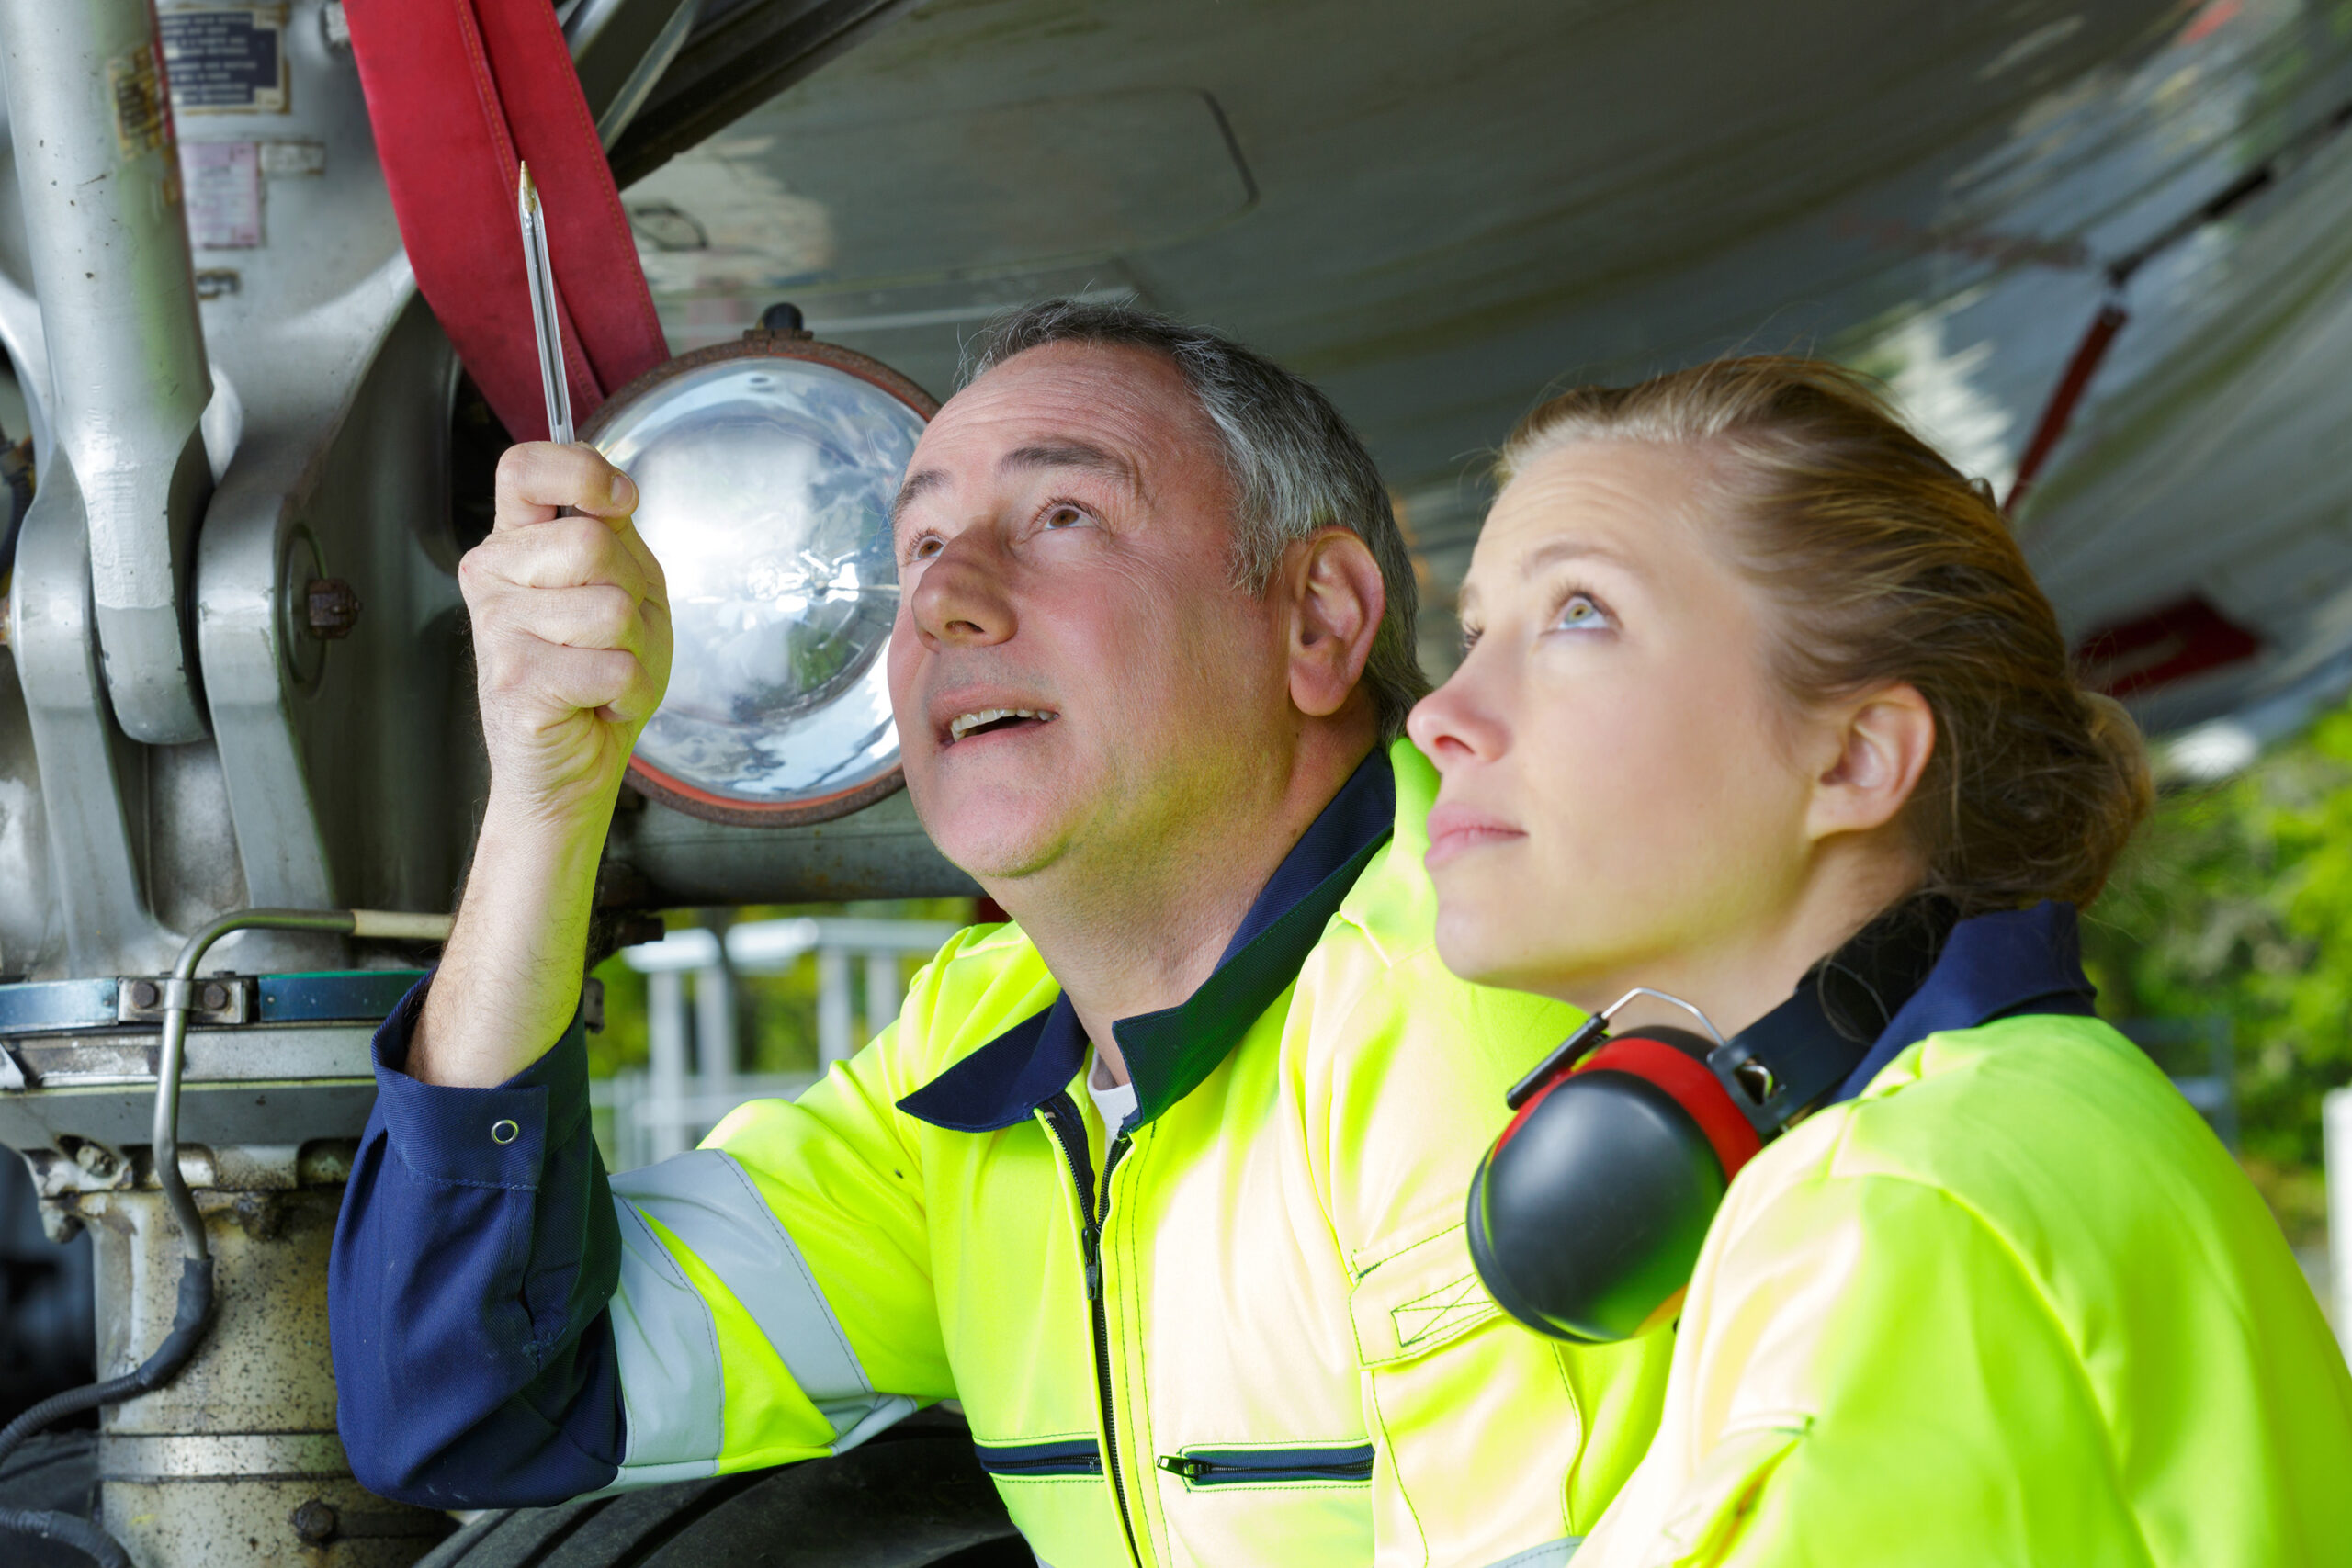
[257,139,325,178]
[183,141,262,249]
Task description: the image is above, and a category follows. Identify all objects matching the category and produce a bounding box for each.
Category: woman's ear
[1287,529,1386,719]
[1805,683,1936,841]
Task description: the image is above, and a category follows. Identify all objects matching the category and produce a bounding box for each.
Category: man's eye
[1552,592,1611,632]
[1042,503,1088,529]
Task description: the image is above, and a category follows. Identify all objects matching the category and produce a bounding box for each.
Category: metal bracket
[119,976,255,1027]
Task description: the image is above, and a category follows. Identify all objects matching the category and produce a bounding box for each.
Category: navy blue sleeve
[329,972,627,1507]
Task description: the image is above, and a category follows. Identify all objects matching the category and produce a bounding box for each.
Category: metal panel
[0,0,216,743]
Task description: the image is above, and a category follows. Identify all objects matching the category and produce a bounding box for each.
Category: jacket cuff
[371,968,591,1190]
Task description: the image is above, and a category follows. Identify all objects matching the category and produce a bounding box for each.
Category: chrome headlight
[584,332,936,825]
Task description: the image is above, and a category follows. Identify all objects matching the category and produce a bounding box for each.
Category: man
[331,300,1672,1568]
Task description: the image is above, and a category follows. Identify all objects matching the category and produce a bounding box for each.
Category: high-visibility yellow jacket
[334,740,1673,1567]
[1572,1008,2352,1568]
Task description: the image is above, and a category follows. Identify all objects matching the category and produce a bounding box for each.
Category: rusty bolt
[304,578,362,639]
[288,1500,338,1545]
[130,979,160,1010]
[199,981,230,1012]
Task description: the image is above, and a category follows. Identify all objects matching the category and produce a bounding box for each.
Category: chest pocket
[1350,1221,1587,1560]
[1349,1222,1501,1367]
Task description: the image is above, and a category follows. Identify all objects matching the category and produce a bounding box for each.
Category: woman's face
[1407,439,1836,1009]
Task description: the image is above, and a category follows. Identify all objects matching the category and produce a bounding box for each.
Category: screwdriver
[517,161,574,447]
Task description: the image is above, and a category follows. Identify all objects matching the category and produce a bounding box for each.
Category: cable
[0,908,452,1567]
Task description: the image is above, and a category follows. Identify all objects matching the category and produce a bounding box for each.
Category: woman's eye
[909,535,944,561]
[1551,592,1611,632]
[1042,503,1088,529]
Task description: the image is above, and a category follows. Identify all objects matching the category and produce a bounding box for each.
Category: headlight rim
[581,324,939,829]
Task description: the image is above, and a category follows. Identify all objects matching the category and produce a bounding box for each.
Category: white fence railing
[593,916,963,1171]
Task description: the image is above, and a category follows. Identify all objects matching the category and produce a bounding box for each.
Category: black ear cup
[1467,1034,1761,1343]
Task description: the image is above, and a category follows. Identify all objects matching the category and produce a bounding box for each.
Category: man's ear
[1285,529,1386,719]
[1804,682,1936,842]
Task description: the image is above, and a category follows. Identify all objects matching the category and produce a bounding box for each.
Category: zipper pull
[1158,1455,1203,1480]
[1082,1224,1103,1301]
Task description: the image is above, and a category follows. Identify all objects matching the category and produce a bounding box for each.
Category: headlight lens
[586,337,934,823]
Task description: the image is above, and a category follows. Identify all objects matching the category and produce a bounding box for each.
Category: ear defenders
[1466,903,1952,1344]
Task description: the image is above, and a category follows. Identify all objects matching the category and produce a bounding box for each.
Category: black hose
[0,1258,215,1567]
[0,1506,132,1568]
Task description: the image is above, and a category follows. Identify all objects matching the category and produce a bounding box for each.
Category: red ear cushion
[1574,1037,1763,1179]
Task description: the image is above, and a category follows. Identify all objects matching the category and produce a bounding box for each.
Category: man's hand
[411,445,672,1087]
[464,444,670,821]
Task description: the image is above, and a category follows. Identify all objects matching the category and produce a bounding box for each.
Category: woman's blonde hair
[1500,355,2152,914]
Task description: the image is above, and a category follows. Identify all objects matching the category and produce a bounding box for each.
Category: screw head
[199,982,230,1012]
[130,979,160,1010]
[304,578,363,639]
[288,1499,338,1545]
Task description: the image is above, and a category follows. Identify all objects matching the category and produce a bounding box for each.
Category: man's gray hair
[961,299,1430,743]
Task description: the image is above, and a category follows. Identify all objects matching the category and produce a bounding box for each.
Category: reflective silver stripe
[607,1188,725,1478]
[1479,1539,1580,1568]
[612,1149,888,1443]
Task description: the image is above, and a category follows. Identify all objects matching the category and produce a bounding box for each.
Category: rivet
[491,1119,520,1145]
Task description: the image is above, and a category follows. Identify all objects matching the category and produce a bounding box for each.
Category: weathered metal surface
[0,646,52,979]
[67,1180,451,1568]
[0,1020,378,1156]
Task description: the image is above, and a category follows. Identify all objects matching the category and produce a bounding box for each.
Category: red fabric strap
[345,0,669,442]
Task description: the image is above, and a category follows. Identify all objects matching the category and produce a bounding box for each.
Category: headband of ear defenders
[1467,899,1955,1344]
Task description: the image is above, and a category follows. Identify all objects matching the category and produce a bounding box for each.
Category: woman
[1408,357,2352,1565]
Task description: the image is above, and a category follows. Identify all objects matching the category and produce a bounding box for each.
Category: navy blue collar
[1826,900,2096,1105]
[897,747,1398,1134]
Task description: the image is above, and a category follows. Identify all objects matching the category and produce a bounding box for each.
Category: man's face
[887,343,1295,887]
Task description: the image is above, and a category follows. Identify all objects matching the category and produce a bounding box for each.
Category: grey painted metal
[176,9,468,947]
[4,458,173,978]
[606,0,925,185]
[0,0,214,744]
[609,789,978,906]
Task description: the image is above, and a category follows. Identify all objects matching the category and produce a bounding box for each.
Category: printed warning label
[182,141,263,248]
[160,6,289,114]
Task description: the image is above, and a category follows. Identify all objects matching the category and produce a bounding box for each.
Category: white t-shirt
[1087,1048,1138,1134]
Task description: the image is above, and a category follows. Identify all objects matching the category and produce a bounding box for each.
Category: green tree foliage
[2083,707,2352,1243]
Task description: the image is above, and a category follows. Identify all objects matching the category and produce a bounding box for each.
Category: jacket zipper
[1043,1093,1141,1564]
[975,1440,1104,1478]
[1157,1449,1377,1486]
